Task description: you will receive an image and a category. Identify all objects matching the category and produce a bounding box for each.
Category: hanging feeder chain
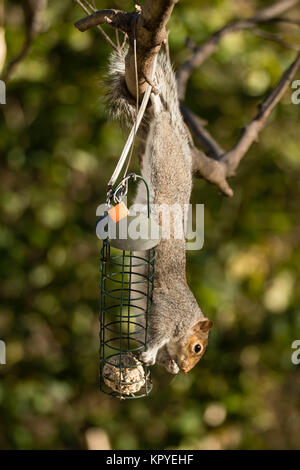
[109,173,151,218]
[112,173,136,204]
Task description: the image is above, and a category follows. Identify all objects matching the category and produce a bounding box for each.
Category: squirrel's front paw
[140,350,156,366]
[165,359,179,375]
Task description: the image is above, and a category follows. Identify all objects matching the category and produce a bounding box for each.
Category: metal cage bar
[99,240,155,399]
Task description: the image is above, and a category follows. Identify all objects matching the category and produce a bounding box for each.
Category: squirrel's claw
[140,350,156,366]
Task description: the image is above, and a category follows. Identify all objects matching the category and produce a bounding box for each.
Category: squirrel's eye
[194,343,202,354]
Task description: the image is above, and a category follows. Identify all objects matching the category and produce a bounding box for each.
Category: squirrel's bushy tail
[105,48,186,140]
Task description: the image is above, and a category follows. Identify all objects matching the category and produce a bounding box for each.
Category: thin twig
[251,26,300,50]
[2,0,47,81]
[82,0,96,13]
[115,29,120,49]
[74,0,119,51]
[120,32,128,50]
[222,51,300,177]
[177,0,300,100]
[251,0,300,22]
[268,16,300,26]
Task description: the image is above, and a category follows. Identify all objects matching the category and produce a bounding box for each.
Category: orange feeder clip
[108,201,129,223]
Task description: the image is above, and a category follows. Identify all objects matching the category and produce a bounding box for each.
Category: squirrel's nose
[180,360,191,373]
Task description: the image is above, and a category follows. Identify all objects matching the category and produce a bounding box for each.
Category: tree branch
[177,0,300,100]
[0,0,6,75]
[251,0,300,22]
[75,8,132,35]
[2,0,47,82]
[190,51,300,195]
[222,51,300,177]
[75,0,178,97]
[180,104,224,160]
[191,145,233,197]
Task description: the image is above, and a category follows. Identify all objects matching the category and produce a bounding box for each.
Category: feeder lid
[108,213,161,251]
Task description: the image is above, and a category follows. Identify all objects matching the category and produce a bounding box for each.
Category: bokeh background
[0,0,300,450]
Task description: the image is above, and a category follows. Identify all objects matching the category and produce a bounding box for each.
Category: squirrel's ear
[194,319,214,333]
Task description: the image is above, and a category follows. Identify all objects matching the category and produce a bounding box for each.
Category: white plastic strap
[107,54,158,190]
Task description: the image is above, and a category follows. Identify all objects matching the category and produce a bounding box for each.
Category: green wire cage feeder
[97,174,160,399]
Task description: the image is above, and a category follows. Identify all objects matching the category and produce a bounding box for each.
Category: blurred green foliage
[0,0,300,450]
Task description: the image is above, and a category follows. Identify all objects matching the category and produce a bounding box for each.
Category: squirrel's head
[167,318,213,373]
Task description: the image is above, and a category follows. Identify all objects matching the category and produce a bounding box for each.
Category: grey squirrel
[106,50,213,374]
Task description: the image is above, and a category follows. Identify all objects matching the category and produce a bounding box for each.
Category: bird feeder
[97,174,160,399]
